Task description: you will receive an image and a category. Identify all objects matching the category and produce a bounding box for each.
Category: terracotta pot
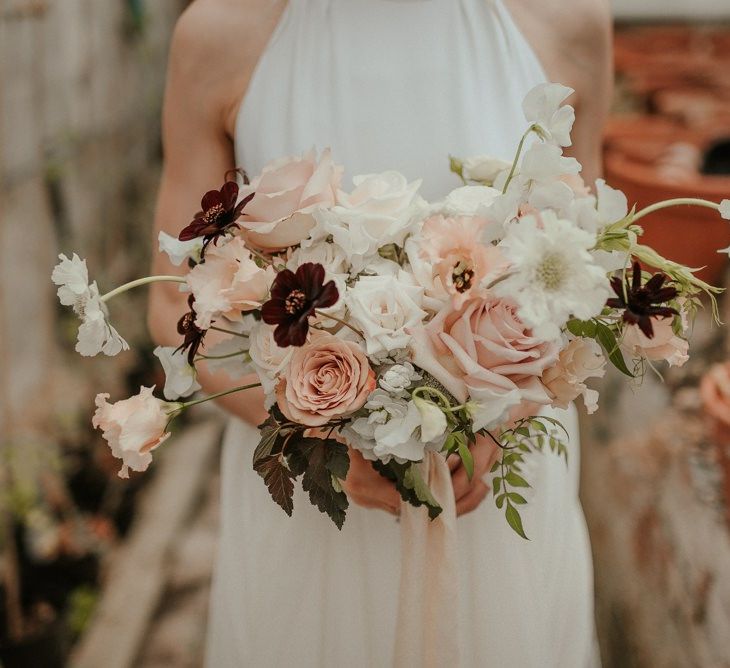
[651,87,730,128]
[604,149,730,284]
[603,115,700,165]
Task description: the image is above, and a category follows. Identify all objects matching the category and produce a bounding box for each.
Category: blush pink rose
[542,337,606,414]
[186,236,274,329]
[622,316,689,367]
[414,214,508,307]
[409,297,560,430]
[276,332,376,427]
[240,148,343,250]
[92,387,172,479]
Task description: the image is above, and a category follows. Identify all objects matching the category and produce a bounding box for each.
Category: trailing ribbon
[394,451,459,667]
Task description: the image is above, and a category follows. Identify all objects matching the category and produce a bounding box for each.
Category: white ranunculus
[247,321,293,407]
[346,272,427,359]
[461,155,512,184]
[522,82,576,147]
[379,362,421,396]
[153,346,201,400]
[158,231,202,267]
[308,171,424,271]
[52,254,129,357]
[495,211,610,341]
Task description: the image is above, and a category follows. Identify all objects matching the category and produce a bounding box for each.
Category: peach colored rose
[92,387,172,479]
[542,337,606,414]
[622,316,689,367]
[241,148,343,250]
[276,332,376,427]
[411,214,508,307]
[186,236,274,329]
[409,297,559,430]
[700,362,730,428]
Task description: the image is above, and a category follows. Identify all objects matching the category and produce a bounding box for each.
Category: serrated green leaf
[507,492,527,504]
[495,493,506,509]
[458,441,474,480]
[373,460,442,520]
[254,456,295,517]
[595,322,634,377]
[253,414,284,465]
[505,471,530,488]
[505,503,529,540]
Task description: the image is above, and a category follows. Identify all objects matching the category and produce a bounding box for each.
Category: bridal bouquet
[53,83,729,536]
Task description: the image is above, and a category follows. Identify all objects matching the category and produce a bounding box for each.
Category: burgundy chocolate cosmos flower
[261,263,339,347]
[606,261,678,338]
[178,181,254,255]
[176,296,208,365]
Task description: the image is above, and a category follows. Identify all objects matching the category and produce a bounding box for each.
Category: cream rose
[409,297,559,430]
[310,171,423,271]
[622,317,689,367]
[92,387,173,479]
[276,332,376,427]
[240,148,343,250]
[541,337,606,414]
[186,236,273,329]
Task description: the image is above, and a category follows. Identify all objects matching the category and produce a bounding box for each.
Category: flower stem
[502,124,537,194]
[172,382,262,413]
[100,275,186,303]
[196,350,249,361]
[315,310,364,338]
[631,198,721,223]
[210,325,249,338]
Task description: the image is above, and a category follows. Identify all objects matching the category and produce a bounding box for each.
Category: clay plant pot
[604,148,730,284]
[603,115,699,165]
[651,87,730,129]
[0,617,66,668]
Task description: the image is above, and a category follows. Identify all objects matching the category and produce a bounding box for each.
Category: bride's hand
[449,436,501,517]
[342,447,402,516]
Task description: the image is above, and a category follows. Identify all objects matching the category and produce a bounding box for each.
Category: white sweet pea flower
[52,253,129,357]
[346,272,427,360]
[379,362,422,396]
[92,387,175,479]
[460,155,512,185]
[719,199,730,220]
[153,346,201,400]
[158,231,202,267]
[522,82,576,147]
[595,179,628,225]
[520,143,580,182]
[412,396,447,442]
[495,211,610,341]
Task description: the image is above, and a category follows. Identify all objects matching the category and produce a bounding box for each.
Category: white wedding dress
[206,1,600,666]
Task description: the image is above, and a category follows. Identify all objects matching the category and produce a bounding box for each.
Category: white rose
[346,272,427,360]
[153,346,201,400]
[309,171,424,271]
[461,155,512,184]
[437,185,502,217]
[248,322,293,407]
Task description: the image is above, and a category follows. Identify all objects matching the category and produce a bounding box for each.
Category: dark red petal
[652,286,678,303]
[606,297,624,309]
[637,316,655,339]
[178,220,207,241]
[646,306,678,318]
[262,301,290,325]
[287,317,311,347]
[234,191,256,217]
[631,261,642,293]
[220,181,240,210]
[314,280,339,309]
[270,269,299,298]
[644,273,667,293]
[609,276,625,299]
[201,189,223,211]
[297,263,325,297]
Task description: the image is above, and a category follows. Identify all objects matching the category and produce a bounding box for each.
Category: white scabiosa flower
[52,253,129,357]
[378,362,421,396]
[153,346,202,400]
[522,82,576,147]
[495,211,610,341]
[158,231,202,267]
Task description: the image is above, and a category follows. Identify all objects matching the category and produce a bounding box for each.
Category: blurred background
[1,1,730,667]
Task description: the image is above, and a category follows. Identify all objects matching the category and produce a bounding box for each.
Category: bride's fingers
[447,453,461,472]
[456,480,489,517]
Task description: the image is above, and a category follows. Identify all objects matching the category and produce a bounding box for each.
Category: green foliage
[489,416,569,540]
[373,460,442,520]
[567,318,633,377]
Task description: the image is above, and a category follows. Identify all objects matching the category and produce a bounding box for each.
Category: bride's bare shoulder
[167,0,287,134]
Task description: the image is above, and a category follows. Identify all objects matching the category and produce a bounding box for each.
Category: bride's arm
[147,4,267,426]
